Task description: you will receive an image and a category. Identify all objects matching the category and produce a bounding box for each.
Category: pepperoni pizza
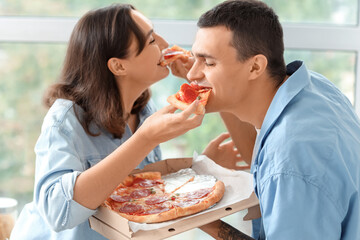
[104,169,225,223]
[160,45,192,66]
[167,82,212,115]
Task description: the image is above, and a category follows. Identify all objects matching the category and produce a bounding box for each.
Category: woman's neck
[127,113,139,133]
[116,76,148,116]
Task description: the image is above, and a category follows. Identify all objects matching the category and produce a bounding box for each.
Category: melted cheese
[163,168,216,194]
[163,168,196,193]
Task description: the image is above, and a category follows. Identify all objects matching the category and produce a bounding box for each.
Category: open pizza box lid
[89,156,259,240]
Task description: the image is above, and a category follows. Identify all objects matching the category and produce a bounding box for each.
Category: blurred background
[0,0,359,239]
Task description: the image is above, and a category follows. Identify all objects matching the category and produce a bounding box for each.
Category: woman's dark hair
[44,4,150,138]
[198,0,286,86]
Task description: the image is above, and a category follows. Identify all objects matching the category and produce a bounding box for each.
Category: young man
[173,0,360,239]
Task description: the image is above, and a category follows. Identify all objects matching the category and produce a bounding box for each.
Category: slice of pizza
[167,82,212,114]
[160,45,192,66]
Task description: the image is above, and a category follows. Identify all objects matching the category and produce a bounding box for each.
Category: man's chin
[204,102,221,113]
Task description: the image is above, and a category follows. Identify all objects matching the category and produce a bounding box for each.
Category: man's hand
[169,57,195,81]
[202,132,249,170]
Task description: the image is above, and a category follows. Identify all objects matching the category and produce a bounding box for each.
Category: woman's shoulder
[42,98,82,131]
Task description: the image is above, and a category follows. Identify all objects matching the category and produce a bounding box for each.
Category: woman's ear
[249,54,268,80]
[107,57,127,76]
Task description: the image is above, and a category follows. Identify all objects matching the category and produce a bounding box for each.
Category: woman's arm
[73,101,204,210]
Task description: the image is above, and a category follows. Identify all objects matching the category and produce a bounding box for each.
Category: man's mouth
[191,80,212,89]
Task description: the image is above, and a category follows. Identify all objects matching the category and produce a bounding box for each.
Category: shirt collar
[138,100,155,126]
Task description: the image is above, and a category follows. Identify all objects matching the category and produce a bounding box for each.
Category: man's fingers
[219,139,235,148]
[210,132,231,147]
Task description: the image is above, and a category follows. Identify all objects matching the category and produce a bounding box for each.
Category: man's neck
[233,75,288,129]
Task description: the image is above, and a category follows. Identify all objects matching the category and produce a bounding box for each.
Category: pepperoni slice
[143,206,170,215]
[110,194,131,203]
[119,203,143,214]
[180,84,198,103]
[145,196,168,205]
[184,188,212,199]
[190,82,212,92]
[130,189,152,199]
[134,179,160,188]
[174,198,200,208]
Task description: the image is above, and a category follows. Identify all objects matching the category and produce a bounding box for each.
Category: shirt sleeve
[33,125,96,232]
[259,173,342,240]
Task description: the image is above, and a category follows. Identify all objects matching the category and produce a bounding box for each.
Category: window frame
[1,10,359,115]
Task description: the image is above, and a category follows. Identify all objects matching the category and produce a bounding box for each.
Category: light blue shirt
[11,99,161,240]
[251,61,360,240]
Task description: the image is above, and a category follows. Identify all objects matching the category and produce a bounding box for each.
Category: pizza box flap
[89,157,259,240]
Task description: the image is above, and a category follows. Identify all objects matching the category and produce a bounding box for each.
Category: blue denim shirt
[11,98,161,240]
[252,61,360,239]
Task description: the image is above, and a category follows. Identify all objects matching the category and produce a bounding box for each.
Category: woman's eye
[149,38,155,44]
[205,62,215,67]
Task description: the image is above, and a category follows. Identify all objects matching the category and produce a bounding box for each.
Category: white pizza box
[89,157,259,240]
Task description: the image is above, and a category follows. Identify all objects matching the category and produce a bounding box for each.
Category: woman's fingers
[159,104,178,114]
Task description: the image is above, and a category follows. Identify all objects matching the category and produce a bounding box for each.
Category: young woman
[10,4,203,239]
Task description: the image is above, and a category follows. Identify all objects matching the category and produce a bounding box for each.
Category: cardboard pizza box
[89,157,259,240]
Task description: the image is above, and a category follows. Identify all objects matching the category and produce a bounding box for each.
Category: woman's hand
[169,56,195,81]
[137,99,204,146]
[202,132,249,170]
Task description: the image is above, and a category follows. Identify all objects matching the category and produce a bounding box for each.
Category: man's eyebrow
[194,52,216,59]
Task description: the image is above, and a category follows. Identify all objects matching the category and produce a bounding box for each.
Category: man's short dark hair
[198,0,286,86]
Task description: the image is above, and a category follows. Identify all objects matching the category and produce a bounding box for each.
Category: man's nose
[187,62,204,82]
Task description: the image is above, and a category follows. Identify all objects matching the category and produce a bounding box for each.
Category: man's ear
[107,57,127,76]
[249,54,267,80]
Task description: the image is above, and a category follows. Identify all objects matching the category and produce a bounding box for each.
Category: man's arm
[199,220,255,240]
[220,112,256,166]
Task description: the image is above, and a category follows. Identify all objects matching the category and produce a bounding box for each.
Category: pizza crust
[167,93,207,115]
[118,205,178,223]
[175,181,225,217]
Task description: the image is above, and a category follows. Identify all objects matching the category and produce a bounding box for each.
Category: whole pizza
[104,168,225,223]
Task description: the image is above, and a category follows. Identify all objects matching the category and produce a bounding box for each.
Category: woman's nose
[157,34,169,50]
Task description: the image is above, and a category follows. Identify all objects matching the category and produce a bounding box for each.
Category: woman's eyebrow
[145,29,154,39]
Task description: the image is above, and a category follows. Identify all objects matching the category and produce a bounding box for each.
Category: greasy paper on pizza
[104,168,225,223]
